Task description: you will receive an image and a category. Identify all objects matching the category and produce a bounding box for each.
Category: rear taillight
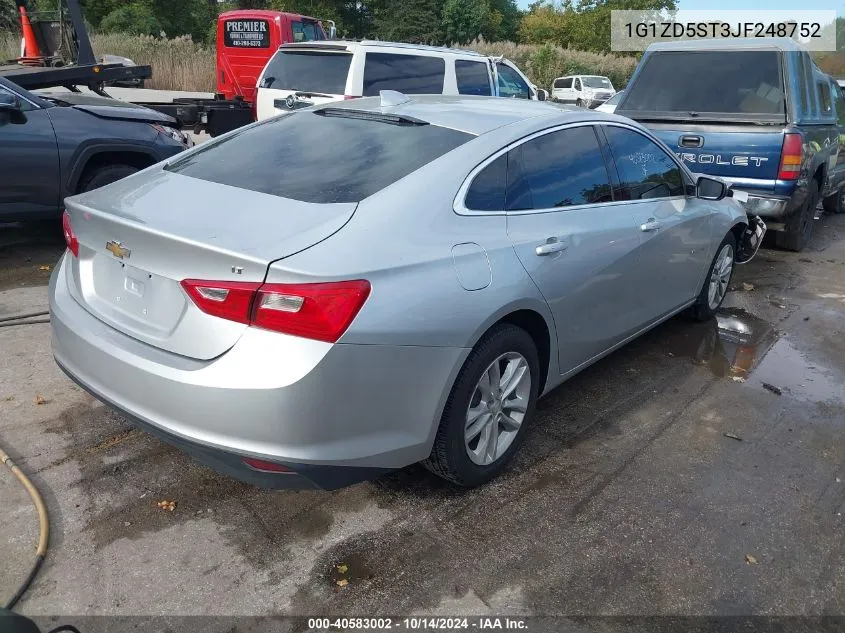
[343,95,360,100]
[778,133,803,180]
[180,279,370,343]
[62,210,79,257]
[180,280,261,325]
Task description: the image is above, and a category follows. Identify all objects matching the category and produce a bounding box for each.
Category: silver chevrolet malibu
[50,94,757,489]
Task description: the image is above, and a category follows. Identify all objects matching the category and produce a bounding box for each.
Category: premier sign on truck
[224,19,270,48]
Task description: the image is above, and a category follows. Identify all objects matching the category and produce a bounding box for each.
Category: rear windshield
[166,111,473,203]
[262,50,351,94]
[620,51,785,120]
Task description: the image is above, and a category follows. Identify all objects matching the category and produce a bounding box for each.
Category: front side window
[456,60,492,96]
[363,53,446,96]
[832,82,845,126]
[291,21,321,43]
[506,126,613,210]
[574,78,581,91]
[496,63,530,99]
[603,126,685,200]
[0,84,35,112]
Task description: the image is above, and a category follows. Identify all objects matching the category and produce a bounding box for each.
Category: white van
[551,75,616,108]
[255,40,546,120]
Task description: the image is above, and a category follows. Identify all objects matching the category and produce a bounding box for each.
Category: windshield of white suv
[582,77,612,89]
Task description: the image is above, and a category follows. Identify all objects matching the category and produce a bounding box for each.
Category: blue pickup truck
[615,38,845,251]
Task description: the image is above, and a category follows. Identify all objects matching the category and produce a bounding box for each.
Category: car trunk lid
[63,168,356,360]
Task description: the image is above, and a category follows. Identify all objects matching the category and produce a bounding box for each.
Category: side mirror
[0,92,21,113]
[696,175,727,201]
[536,89,548,102]
[326,20,337,40]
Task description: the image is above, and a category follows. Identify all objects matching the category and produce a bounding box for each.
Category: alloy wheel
[464,352,531,466]
[707,243,734,310]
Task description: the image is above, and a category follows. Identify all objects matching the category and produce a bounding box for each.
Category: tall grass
[2,29,637,92]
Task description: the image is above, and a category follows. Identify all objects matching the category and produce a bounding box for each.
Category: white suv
[255,40,545,120]
[551,75,616,109]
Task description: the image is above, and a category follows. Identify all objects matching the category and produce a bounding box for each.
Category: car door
[505,124,645,375]
[495,61,531,99]
[600,123,714,323]
[0,83,60,219]
[573,77,582,103]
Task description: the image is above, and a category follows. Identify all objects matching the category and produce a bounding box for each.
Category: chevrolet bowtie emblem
[106,240,131,259]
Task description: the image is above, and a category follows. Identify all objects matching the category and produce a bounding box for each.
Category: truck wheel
[776,180,818,252]
[689,232,736,322]
[576,98,584,108]
[423,324,539,487]
[822,190,845,214]
[79,164,138,193]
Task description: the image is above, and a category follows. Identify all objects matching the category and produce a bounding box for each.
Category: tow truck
[2,0,336,136]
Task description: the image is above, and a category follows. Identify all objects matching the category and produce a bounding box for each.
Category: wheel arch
[66,144,160,196]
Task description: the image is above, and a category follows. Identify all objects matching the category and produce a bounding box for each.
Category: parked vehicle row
[255,41,545,120]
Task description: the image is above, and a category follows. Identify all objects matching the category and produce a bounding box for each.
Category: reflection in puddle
[678,308,841,403]
[691,308,778,378]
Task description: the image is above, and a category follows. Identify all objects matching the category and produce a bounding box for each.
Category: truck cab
[216,10,334,104]
[616,38,845,251]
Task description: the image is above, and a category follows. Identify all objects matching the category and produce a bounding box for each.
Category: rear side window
[506,126,613,210]
[223,19,270,48]
[291,21,322,42]
[553,78,571,89]
[603,126,685,200]
[456,60,492,96]
[363,53,445,96]
[166,111,472,204]
[261,51,351,94]
[819,82,832,114]
[621,51,785,119]
[465,155,507,211]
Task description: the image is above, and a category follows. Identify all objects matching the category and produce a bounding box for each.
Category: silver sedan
[50,94,751,489]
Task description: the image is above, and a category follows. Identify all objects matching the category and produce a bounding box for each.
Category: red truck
[216,10,335,105]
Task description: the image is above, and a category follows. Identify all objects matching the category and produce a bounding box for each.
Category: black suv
[0,76,190,221]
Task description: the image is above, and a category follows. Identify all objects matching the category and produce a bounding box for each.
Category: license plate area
[89,255,186,335]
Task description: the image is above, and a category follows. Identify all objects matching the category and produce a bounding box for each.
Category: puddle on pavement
[669,308,841,403]
[328,551,374,587]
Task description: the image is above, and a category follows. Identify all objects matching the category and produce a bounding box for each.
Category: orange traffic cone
[18,6,44,66]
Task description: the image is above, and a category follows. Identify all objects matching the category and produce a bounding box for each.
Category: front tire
[822,189,845,214]
[423,324,540,487]
[576,98,584,108]
[689,232,736,322]
[79,164,138,193]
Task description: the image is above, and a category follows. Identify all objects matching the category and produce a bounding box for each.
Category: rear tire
[79,164,138,193]
[689,232,736,322]
[822,190,845,214]
[776,179,818,252]
[423,324,539,487]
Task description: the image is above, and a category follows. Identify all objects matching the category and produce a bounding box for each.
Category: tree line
[1,0,681,53]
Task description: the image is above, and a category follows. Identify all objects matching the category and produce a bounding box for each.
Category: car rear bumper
[49,254,467,489]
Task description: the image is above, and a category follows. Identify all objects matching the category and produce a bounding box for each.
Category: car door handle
[640,219,661,232]
[535,238,569,255]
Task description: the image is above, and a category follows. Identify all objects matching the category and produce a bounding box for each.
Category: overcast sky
[515,0,843,11]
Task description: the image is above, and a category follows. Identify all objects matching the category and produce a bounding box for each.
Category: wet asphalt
[1,214,844,623]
